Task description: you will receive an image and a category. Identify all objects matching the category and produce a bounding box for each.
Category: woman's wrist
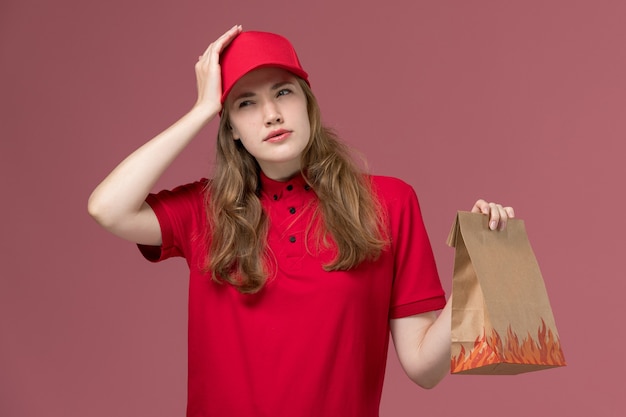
[190,99,221,122]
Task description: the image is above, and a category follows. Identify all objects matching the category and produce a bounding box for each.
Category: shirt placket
[282,182,303,258]
[268,180,315,260]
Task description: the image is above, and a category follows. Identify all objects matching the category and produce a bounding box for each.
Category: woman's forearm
[88,106,215,229]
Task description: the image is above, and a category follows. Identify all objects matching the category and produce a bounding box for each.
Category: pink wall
[1,0,624,415]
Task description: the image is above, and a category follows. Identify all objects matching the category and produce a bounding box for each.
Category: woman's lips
[264,129,291,143]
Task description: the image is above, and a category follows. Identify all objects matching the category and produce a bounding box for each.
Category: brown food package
[447,212,566,375]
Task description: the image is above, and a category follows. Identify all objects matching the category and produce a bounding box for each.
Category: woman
[88,25,514,417]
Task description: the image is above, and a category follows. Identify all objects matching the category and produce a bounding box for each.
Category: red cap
[220,31,309,104]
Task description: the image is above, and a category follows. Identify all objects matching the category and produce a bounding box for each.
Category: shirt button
[289,236,296,243]
[286,184,293,191]
[273,194,278,201]
[289,207,296,214]
[304,185,311,191]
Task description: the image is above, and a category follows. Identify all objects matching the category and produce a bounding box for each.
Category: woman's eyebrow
[270,81,294,91]
[233,81,294,101]
[232,91,256,102]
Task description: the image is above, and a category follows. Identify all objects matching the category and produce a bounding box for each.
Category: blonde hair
[206,78,388,293]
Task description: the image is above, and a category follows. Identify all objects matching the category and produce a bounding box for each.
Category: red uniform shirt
[139,173,445,417]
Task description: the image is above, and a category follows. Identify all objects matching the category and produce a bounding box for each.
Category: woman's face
[226,67,311,181]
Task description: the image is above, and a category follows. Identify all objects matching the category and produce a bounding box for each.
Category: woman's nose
[264,102,283,125]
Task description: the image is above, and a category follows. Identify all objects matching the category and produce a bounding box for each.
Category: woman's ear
[228,122,241,141]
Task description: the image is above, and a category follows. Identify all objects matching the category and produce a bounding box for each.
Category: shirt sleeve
[137,180,208,263]
[377,177,446,319]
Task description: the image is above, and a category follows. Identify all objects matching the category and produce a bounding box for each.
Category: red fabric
[138,174,445,417]
[220,31,309,104]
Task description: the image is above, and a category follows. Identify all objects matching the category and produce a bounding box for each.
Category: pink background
[2,0,624,416]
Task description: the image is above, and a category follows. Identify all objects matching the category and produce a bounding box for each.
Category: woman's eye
[238,100,253,108]
[277,88,292,97]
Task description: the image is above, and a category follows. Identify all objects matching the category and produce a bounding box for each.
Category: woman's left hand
[471,199,515,231]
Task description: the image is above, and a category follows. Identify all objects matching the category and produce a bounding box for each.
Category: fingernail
[490,221,497,230]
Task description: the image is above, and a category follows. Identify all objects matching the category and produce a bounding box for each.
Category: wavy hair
[205,78,388,293]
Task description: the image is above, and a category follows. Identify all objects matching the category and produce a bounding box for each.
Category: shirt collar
[259,170,312,201]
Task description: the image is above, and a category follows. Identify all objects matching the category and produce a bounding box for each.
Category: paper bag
[447,211,566,375]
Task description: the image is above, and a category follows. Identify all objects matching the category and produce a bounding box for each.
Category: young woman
[88,25,514,417]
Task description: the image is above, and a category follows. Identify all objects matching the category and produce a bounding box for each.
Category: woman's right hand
[88,25,243,245]
[193,24,242,115]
